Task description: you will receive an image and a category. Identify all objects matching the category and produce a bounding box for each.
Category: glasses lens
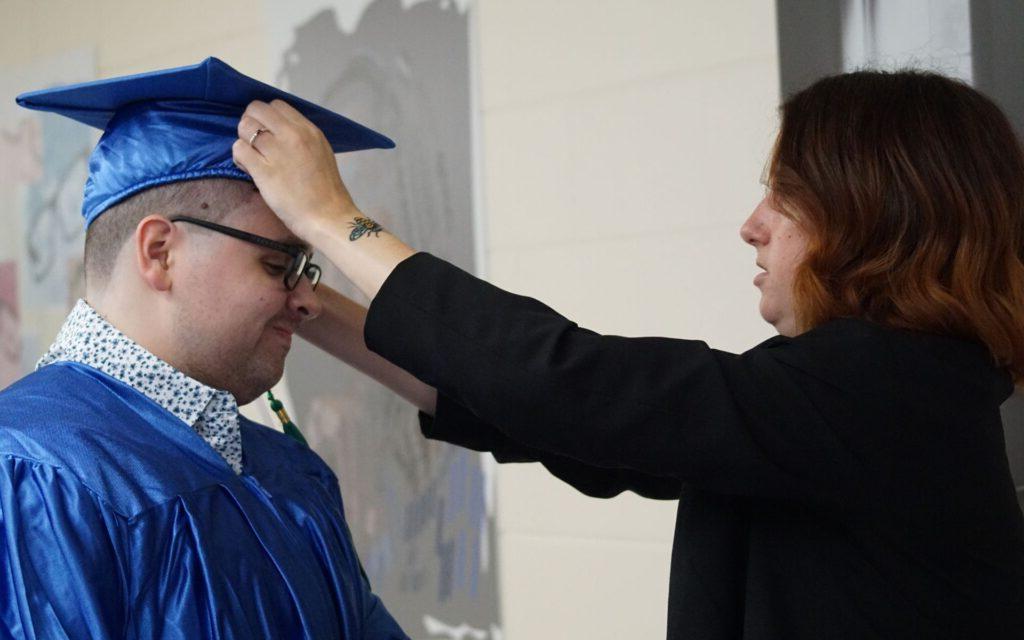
[285,253,308,291]
[306,264,322,290]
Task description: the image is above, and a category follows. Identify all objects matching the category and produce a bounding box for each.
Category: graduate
[2,58,408,639]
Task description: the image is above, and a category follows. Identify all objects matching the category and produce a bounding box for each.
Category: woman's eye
[264,263,288,276]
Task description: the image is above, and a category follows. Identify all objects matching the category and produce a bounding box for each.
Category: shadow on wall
[275,1,500,635]
[1000,392,1024,512]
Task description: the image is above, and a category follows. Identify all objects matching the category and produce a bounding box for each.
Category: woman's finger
[241,100,292,135]
[268,99,308,126]
[237,115,267,147]
[232,138,268,177]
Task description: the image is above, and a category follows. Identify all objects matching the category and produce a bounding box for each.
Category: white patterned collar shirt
[37,299,244,474]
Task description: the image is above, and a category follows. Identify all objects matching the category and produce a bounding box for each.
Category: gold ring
[248,128,268,147]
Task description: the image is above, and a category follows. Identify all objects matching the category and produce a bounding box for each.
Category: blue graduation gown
[0,361,408,639]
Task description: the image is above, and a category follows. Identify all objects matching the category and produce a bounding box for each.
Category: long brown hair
[768,70,1024,382]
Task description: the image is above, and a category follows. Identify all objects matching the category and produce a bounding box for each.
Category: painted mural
[0,50,93,387]
[265,1,501,636]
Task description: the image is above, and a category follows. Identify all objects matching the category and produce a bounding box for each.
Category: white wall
[0,1,780,637]
[476,3,779,637]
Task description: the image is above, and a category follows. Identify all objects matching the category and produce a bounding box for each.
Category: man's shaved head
[84,179,258,288]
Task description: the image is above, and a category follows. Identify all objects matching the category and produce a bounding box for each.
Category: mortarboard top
[15,57,395,227]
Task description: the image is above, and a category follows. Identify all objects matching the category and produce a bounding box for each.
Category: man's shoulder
[0,362,236,516]
[0,362,148,448]
[0,363,101,444]
[239,417,339,487]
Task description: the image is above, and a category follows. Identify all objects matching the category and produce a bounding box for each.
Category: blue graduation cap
[16,57,395,227]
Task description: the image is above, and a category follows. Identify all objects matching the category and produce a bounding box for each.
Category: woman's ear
[133,215,177,292]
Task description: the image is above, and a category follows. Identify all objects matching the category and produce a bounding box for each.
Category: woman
[233,71,1024,638]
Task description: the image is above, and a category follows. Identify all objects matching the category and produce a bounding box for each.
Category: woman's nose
[740,198,772,246]
[740,212,762,246]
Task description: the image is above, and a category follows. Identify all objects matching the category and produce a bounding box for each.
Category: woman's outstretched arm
[300,286,681,500]
[298,284,438,416]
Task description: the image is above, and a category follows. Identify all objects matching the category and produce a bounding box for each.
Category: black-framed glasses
[170,216,321,291]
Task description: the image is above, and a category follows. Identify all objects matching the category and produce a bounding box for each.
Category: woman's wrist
[306,204,416,301]
[305,203,360,248]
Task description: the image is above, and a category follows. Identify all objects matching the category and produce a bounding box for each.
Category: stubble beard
[173,312,288,405]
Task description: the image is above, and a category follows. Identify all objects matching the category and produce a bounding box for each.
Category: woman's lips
[754,271,767,287]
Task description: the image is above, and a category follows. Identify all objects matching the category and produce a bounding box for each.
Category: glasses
[170,216,321,291]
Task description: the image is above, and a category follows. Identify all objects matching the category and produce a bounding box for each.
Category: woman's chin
[759,312,797,337]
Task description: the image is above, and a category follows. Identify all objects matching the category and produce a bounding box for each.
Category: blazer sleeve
[364,253,899,507]
[421,393,682,499]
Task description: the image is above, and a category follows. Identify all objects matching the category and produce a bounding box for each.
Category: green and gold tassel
[267,390,308,447]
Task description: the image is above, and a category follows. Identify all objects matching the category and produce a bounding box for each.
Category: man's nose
[288,277,323,321]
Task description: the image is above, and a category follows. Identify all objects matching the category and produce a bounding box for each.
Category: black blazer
[364,252,1024,639]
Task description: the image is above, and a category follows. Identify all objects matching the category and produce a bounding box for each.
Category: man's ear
[133,215,177,292]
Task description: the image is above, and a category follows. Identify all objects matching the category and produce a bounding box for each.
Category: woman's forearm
[310,215,417,302]
[298,284,437,415]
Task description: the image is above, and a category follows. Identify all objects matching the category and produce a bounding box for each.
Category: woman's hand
[232,99,355,243]
[232,99,416,301]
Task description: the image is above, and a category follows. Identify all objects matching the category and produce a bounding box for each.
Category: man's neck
[87,288,188,381]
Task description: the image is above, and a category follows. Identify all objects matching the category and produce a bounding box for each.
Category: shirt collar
[37,299,243,472]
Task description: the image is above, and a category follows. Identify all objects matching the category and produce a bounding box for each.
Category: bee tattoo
[348,216,384,241]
